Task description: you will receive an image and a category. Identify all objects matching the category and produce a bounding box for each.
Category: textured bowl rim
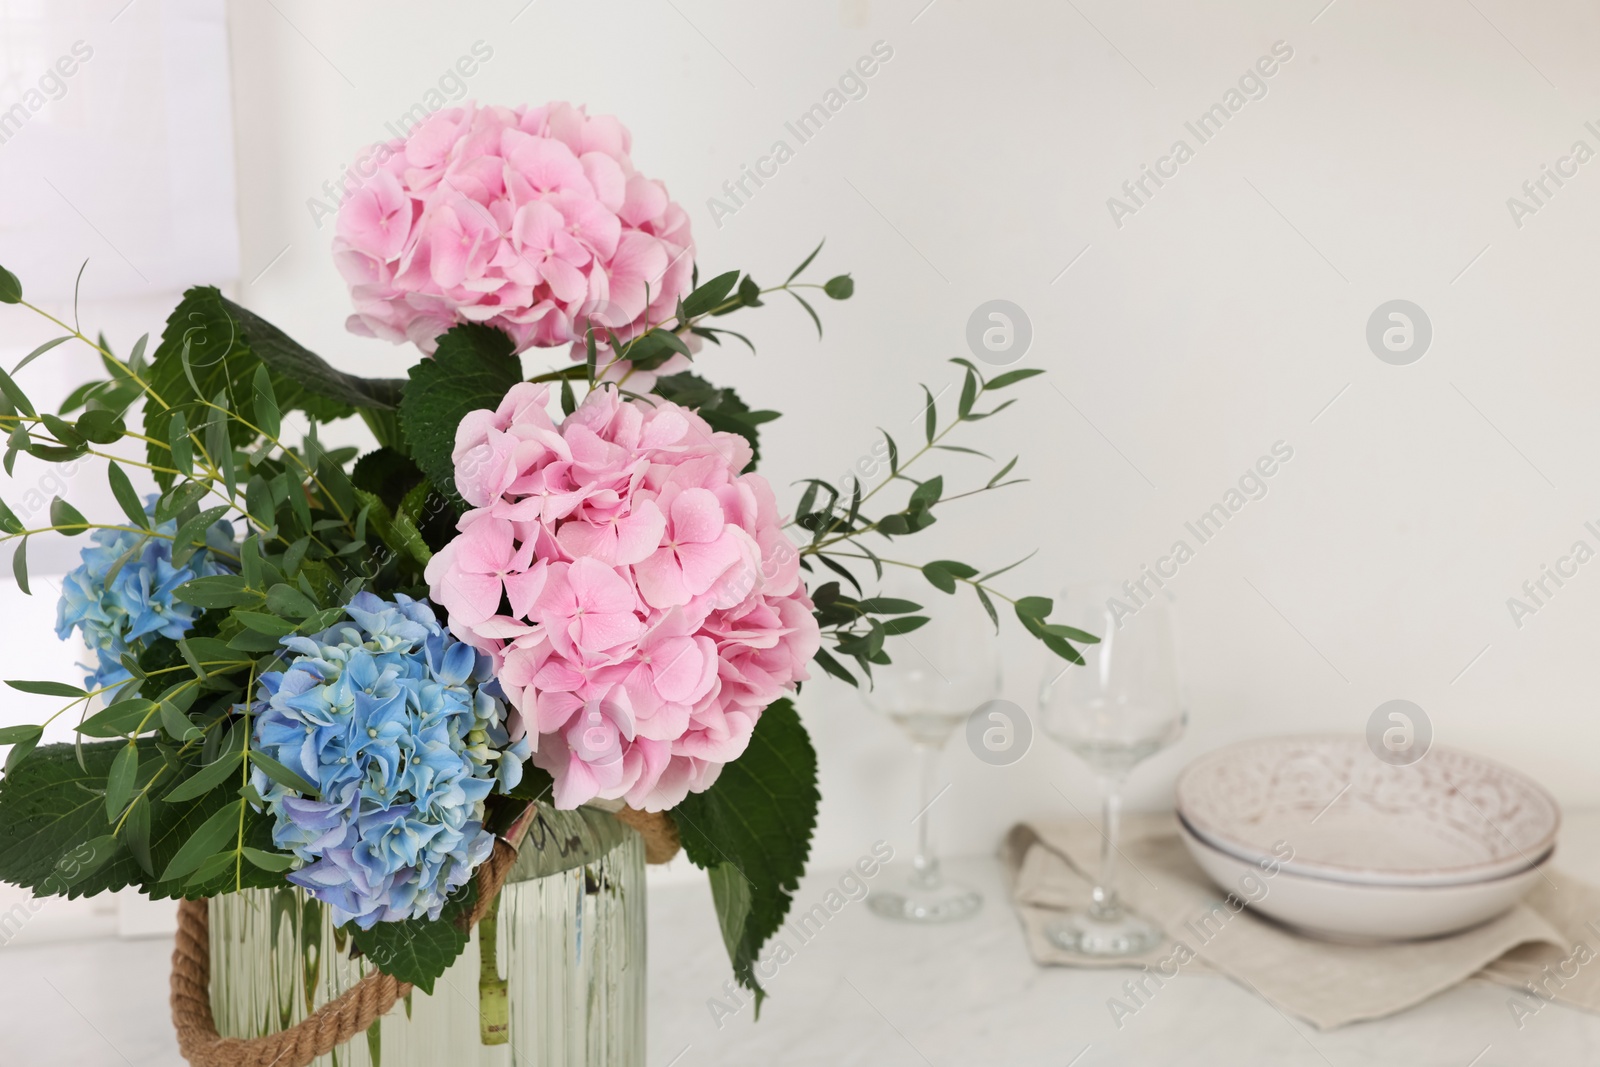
[1174,733,1561,886]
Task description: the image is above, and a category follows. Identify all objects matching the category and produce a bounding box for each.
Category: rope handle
[170,806,679,1067]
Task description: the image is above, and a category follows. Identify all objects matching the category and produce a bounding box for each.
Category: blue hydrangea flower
[250,592,531,929]
[55,498,237,690]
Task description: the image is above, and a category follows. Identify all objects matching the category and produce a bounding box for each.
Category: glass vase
[207,805,646,1067]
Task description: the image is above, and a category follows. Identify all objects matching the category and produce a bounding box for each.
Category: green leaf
[160,798,244,882]
[674,699,818,1009]
[958,366,978,418]
[975,586,1000,631]
[59,836,118,887]
[0,739,274,900]
[75,408,126,444]
[241,847,294,872]
[143,287,379,487]
[786,240,824,283]
[6,680,87,698]
[883,430,899,475]
[398,324,524,507]
[350,880,476,994]
[252,365,280,440]
[921,384,937,445]
[921,562,956,594]
[0,365,32,420]
[855,597,922,615]
[0,724,42,745]
[908,475,943,513]
[76,699,155,738]
[987,456,1019,490]
[823,274,854,299]
[161,728,245,803]
[0,496,21,535]
[681,270,742,318]
[231,610,297,637]
[124,794,153,875]
[248,751,319,797]
[155,481,210,523]
[173,575,259,609]
[265,583,317,619]
[49,496,88,536]
[880,615,929,635]
[167,411,193,476]
[810,646,858,687]
[170,506,231,570]
[4,729,38,774]
[159,698,202,742]
[106,462,149,529]
[12,335,70,376]
[1015,596,1053,620]
[986,368,1045,390]
[0,264,21,303]
[11,535,28,595]
[105,744,138,820]
[789,291,823,339]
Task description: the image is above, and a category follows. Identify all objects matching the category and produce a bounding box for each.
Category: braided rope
[170,807,677,1067]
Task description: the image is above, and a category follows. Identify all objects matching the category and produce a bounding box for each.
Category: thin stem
[820,552,1020,605]
[1091,778,1127,921]
[910,740,942,889]
[19,301,171,411]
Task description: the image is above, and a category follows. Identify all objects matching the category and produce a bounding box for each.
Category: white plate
[1175,735,1559,887]
[1176,817,1546,942]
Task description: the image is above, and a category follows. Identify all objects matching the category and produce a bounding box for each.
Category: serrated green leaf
[398,324,523,507]
[674,699,818,1010]
[350,880,476,993]
[124,794,153,875]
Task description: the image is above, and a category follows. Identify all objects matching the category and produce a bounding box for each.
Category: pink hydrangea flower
[334,102,695,360]
[425,385,818,811]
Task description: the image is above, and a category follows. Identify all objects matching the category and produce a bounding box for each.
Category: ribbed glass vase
[207,805,645,1067]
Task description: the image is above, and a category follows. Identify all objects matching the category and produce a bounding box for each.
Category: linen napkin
[1002,814,1600,1029]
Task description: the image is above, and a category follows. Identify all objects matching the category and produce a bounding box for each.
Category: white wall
[5,0,1599,878]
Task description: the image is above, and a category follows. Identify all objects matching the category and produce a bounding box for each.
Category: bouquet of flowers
[0,101,1088,1010]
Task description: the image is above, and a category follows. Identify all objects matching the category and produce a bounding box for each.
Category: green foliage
[399,324,523,507]
[674,699,818,1010]
[142,287,390,486]
[350,880,477,994]
[0,739,279,901]
[0,264,21,304]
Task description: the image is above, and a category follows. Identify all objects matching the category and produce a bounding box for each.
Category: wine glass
[861,603,1000,923]
[1038,581,1185,956]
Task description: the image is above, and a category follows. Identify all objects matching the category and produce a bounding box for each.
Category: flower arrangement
[0,101,1089,1016]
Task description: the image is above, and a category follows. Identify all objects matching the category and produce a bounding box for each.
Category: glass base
[1045,908,1163,957]
[867,874,982,923]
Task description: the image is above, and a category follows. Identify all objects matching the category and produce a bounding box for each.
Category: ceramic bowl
[1176,816,1548,942]
[1175,735,1559,887]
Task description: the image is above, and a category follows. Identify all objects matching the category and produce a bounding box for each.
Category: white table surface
[5,816,1600,1067]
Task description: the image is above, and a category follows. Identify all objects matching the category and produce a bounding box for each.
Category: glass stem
[1090,776,1126,921]
[911,740,942,889]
